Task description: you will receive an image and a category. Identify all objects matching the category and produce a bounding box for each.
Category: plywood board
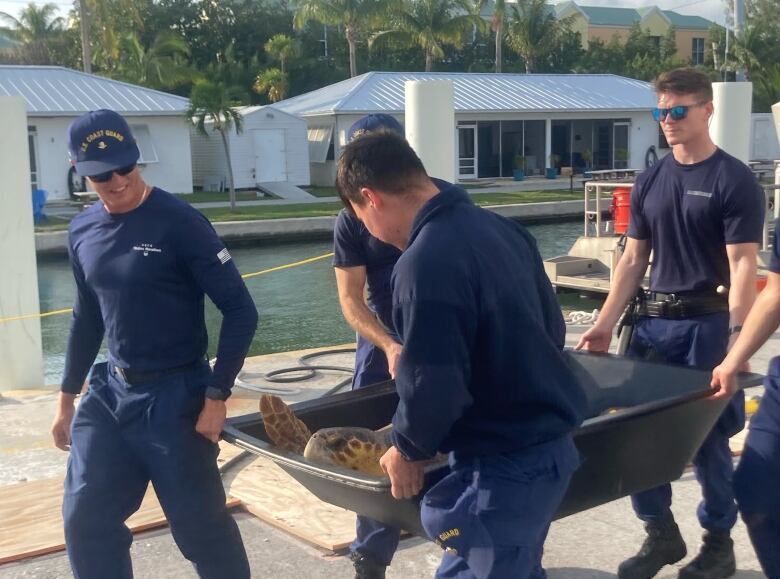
[0,446,241,565]
[223,455,357,552]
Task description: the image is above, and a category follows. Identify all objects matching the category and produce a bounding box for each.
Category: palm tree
[254,67,289,102]
[187,80,245,211]
[0,2,65,63]
[82,0,145,73]
[491,0,506,73]
[505,0,559,73]
[370,0,485,72]
[114,31,195,89]
[294,0,385,77]
[264,33,299,75]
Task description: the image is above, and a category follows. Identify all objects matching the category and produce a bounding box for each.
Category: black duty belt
[114,360,204,385]
[636,291,729,320]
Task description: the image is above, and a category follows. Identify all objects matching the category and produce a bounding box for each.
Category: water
[35,220,588,385]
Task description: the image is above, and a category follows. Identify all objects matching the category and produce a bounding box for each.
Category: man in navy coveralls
[336,131,586,579]
[712,217,780,579]
[50,109,258,579]
[578,68,766,579]
[333,114,405,579]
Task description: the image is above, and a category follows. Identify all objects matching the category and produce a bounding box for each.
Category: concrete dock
[0,325,775,578]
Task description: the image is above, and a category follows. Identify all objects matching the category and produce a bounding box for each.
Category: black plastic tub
[222,350,762,538]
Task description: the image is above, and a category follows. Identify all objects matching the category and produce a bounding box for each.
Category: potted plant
[615,147,628,169]
[513,154,526,181]
[546,153,560,179]
[581,148,593,178]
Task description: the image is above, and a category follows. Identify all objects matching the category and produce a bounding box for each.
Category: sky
[0,0,731,27]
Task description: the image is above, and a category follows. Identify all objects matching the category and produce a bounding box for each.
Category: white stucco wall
[30,114,193,200]
[191,108,310,190]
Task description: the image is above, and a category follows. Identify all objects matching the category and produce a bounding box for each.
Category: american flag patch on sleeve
[217,248,232,264]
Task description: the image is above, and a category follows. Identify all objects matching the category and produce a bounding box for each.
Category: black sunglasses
[652,102,706,122]
[88,163,136,183]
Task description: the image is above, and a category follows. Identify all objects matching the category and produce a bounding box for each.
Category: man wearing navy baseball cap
[333,113,405,579]
[52,109,258,579]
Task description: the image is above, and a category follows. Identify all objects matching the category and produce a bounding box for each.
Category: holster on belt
[616,288,643,356]
[636,291,728,320]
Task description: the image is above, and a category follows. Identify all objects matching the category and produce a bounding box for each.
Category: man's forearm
[723,286,780,370]
[727,256,757,328]
[340,295,397,351]
[61,316,104,394]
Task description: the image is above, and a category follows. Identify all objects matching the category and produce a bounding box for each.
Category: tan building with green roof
[555,2,713,65]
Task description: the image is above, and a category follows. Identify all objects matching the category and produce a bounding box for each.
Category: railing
[583,181,634,238]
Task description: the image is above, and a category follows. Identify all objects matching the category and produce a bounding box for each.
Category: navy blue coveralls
[732,218,780,578]
[333,208,403,565]
[61,189,258,579]
[626,149,765,533]
[390,184,587,579]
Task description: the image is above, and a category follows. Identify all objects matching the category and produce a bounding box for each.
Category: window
[28,126,38,191]
[692,37,705,65]
[130,124,159,164]
[307,125,334,163]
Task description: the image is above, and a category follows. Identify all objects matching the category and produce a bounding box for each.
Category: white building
[190,105,310,190]
[0,65,193,200]
[273,71,661,186]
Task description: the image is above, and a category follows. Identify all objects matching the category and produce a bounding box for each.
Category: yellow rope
[0,251,335,324]
[0,308,75,323]
[241,252,333,280]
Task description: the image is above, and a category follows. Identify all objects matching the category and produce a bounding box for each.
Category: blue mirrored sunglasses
[652,102,706,122]
[88,163,136,183]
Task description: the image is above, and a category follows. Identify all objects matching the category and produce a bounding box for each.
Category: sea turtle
[303,426,390,476]
[258,393,312,454]
[259,394,390,476]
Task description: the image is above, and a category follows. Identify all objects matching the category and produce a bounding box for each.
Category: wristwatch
[205,386,231,401]
[728,325,743,337]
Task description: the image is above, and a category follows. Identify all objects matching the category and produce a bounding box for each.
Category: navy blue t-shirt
[628,149,765,293]
[332,209,401,330]
[389,183,586,461]
[61,188,258,395]
[750,218,780,434]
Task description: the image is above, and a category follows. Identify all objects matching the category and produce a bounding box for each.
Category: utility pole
[78,0,92,74]
[733,0,745,81]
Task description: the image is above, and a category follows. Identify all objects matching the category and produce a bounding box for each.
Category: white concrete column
[710,82,752,163]
[545,119,552,169]
[0,97,44,390]
[404,80,455,183]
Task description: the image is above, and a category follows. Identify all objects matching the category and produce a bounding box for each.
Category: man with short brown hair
[578,67,765,578]
[338,130,586,579]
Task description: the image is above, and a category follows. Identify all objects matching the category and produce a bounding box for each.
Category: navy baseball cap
[67,109,140,177]
[347,114,404,142]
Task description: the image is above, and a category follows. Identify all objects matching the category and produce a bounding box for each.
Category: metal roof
[0,65,189,116]
[273,72,656,116]
[576,4,711,30]
[578,6,641,27]
[661,11,712,30]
